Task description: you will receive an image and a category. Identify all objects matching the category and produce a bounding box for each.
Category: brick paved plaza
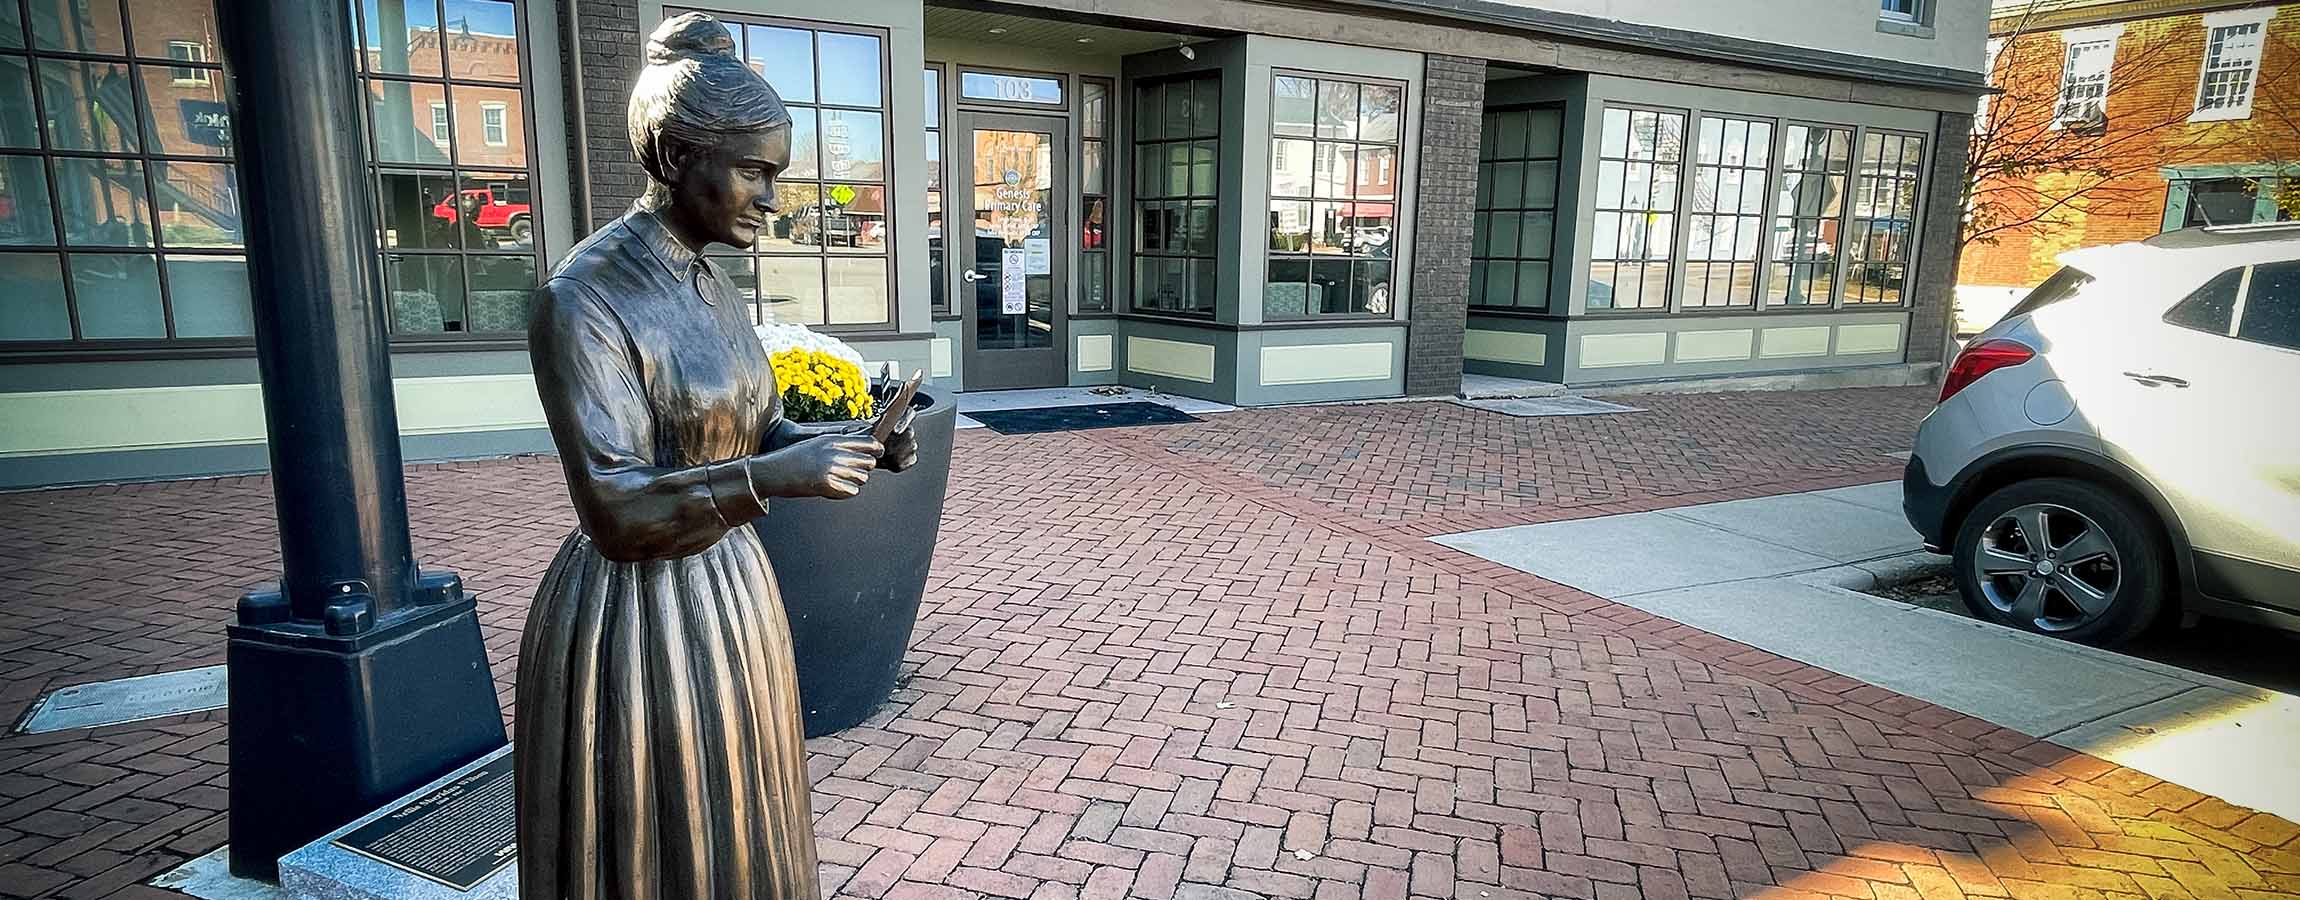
[4,386,2298,900]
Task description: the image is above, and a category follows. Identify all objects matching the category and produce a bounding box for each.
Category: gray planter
[752,391,956,736]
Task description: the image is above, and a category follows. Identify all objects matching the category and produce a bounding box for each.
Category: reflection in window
[1767,124,1850,307]
[0,0,254,345]
[1587,106,1683,311]
[1682,115,1771,309]
[2237,261,2300,351]
[1080,77,1111,313]
[2162,268,2240,336]
[1265,73,1401,318]
[696,13,894,328]
[925,65,946,316]
[357,0,541,337]
[1844,131,1923,305]
[1471,106,1561,312]
[2196,21,2265,115]
[2180,177,2274,228]
[1133,72,1219,317]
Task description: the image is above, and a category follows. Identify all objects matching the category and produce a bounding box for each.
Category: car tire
[1951,477,2167,648]
[510,217,533,246]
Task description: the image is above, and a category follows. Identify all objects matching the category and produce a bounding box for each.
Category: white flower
[755,323,866,371]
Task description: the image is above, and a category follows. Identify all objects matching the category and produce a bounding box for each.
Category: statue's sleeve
[528,279,764,561]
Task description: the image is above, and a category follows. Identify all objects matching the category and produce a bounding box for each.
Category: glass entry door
[960,112,1068,390]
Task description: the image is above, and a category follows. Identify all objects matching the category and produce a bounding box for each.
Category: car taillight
[1939,338,2035,404]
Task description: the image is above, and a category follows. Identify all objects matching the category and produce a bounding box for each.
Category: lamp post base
[225,572,505,881]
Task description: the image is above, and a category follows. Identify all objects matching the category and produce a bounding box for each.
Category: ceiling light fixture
[988,27,1008,34]
[1177,44,1196,60]
[1076,37,1094,44]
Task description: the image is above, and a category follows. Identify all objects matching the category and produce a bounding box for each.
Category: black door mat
[966,401,1202,435]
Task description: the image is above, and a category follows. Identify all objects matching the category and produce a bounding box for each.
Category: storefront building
[0,0,1987,488]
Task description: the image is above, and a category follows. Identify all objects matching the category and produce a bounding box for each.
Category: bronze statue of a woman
[516,13,915,898]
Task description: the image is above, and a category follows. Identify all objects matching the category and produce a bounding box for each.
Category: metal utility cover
[17,665,227,734]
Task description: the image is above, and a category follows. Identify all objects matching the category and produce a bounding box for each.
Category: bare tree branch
[1960,0,2292,247]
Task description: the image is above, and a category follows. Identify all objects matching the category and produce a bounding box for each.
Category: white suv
[1903,224,2300,647]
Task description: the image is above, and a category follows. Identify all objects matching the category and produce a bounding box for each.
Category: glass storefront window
[925,64,946,316]
[1471,106,1561,312]
[1767,124,1851,307]
[1681,115,1772,309]
[1132,72,1219,317]
[1080,77,1111,313]
[1265,73,1402,319]
[357,0,543,338]
[1586,106,1683,311]
[695,13,895,329]
[1844,131,1924,305]
[0,0,254,345]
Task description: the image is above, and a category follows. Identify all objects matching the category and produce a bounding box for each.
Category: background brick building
[1957,0,2298,325]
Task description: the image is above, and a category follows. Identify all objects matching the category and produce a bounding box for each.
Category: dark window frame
[1585,102,1688,313]
[0,0,253,353]
[925,60,949,318]
[1679,113,1776,310]
[1469,103,1564,314]
[1262,68,1407,322]
[357,0,548,342]
[1128,70,1221,320]
[1078,75,1113,315]
[674,9,899,334]
[1842,127,1926,307]
[1764,120,1855,310]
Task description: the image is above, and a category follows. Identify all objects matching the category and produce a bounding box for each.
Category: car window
[2238,260,2300,352]
[2162,267,2242,335]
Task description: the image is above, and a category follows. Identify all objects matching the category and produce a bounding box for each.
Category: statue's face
[669,124,792,249]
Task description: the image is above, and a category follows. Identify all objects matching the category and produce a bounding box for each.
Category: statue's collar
[625,206,705,280]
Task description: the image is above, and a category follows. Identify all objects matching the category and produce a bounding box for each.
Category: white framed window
[167,40,211,85]
[1880,0,1921,24]
[2053,26,2121,129]
[2192,8,2275,121]
[480,102,509,147]
[429,102,450,148]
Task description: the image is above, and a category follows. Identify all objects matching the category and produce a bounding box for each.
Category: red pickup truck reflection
[431,187,533,244]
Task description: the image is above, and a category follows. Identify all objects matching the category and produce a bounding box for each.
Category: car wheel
[510,217,533,246]
[1368,283,1391,315]
[1951,477,2166,647]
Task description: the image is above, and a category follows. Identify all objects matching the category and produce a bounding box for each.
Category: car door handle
[2122,371,2190,388]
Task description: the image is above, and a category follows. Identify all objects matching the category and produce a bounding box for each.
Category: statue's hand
[752,434,882,499]
[830,417,918,473]
[878,417,918,473]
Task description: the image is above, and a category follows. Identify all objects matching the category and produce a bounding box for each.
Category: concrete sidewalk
[1436,482,2300,823]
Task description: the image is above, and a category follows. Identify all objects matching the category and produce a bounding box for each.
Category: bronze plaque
[333,752,516,890]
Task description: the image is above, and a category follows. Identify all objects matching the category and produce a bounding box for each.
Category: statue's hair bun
[646,13,738,65]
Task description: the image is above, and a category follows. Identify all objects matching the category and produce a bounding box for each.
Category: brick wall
[1405,55,1485,398]
[1959,5,2299,289]
[569,0,647,231]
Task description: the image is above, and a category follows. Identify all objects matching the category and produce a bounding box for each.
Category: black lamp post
[216,0,505,880]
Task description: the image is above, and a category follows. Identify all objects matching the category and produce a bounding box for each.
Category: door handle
[962,271,982,282]
[2122,371,2190,388]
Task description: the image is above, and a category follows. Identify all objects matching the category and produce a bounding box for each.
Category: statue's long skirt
[515,527,820,900]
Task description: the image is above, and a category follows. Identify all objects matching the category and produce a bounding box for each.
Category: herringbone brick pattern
[1160,388,1938,533]
[2,390,2294,900]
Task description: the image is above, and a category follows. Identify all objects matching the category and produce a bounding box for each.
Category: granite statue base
[277,744,518,900]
